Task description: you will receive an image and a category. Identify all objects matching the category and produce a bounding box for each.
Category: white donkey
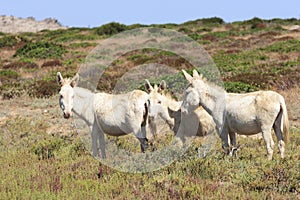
[181,69,289,160]
[57,72,150,158]
[145,80,216,140]
[145,80,181,132]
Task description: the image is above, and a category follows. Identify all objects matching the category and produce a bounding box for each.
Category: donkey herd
[57,69,289,160]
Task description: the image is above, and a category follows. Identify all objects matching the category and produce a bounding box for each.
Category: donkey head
[145,79,178,129]
[181,69,204,115]
[56,72,79,119]
[145,79,167,121]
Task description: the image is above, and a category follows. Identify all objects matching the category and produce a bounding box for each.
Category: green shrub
[96,22,127,35]
[41,60,62,68]
[262,39,300,53]
[127,23,148,29]
[213,50,267,73]
[224,81,258,93]
[152,23,178,29]
[0,82,24,99]
[3,61,39,70]
[14,41,66,59]
[242,17,263,26]
[27,79,59,98]
[201,17,225,25]
[0,35,26,48]
[204,31,232,39]
[69,42,97,49]
[0,69,20,79]
[52,32,99,43]
[126,53,152,65]
[68,139,88,158]
[31,137,64,160]
[188,33,203,41]
[178,27,192,34]
[182,17,224,26]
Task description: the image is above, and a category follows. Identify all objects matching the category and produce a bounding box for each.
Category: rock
[288,25,300,31]
[0,15,66,33]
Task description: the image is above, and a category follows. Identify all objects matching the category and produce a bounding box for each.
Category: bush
[28,79,59,98]
[0,69,20,79]
[224,81,258,93]
[201,17,225,25]
[14,41,66,59]
[182,17,224,26]
[0,35,26,48]
[41,60,62,68]
[262,39,300,53]
[178,27,193,34]
[31,137,64,160]
[96,22,127,35]
[241,17,266,29]
[3,61,38,70]
[0,82,24,99]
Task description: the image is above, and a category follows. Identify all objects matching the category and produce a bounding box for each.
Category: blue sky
[0,0,299,27]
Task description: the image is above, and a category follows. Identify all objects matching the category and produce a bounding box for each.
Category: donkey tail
[280,96,289,144]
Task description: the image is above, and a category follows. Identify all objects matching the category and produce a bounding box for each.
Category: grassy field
[0,17,300,199]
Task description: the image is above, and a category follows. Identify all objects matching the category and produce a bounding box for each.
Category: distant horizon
[2,14,300,28]
[1,0,299,28]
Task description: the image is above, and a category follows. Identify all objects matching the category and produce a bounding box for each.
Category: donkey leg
[229,131,238,157]
[91,122,99,157]
[91,119,106,159]
[134,123,149,153]
[273,121,285,158]
[221,128,230,155]
[174,125,185,147]
[98,129,106,159]
[142,124,149,152]
[138,137,149,153]
[261,128,274,160]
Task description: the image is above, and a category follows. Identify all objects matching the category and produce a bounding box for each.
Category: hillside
[0,17,299,199]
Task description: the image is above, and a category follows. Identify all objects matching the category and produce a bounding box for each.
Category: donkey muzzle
[63,111,71,119]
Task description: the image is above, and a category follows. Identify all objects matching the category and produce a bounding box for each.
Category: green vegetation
[14,41,66,59]
[95,22,128,36]
[40,28,100,43]
[262,39,300,53]
[182,17,225,27]
[27,78,59,98]
[0,114,299,199]
[0,69,20,79]
[0,17,300,199]
[213,50,264,73]
[0,35,26,48]
[224,81,258,93]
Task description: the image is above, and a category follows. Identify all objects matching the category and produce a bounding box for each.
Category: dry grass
[280,87,300,127]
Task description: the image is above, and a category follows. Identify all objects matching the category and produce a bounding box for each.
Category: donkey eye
[158,100,162,104]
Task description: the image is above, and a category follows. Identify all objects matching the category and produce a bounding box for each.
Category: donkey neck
[197,81,226,132]
[73,86,95,126]
[163,94,181,111]
[199,82,225,115]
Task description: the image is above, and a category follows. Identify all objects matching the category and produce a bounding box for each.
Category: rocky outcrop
[0,15,66,33]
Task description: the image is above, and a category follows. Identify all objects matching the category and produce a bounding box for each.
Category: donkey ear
[192,69,200,78]
[70,73,79,88]
[158,80,167,93]
[182,70,193,83]
[145,79,153,92]
[57,72,64,86]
